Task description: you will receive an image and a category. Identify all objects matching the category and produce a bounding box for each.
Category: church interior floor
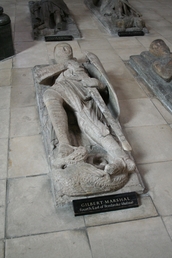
[0,0,172,257]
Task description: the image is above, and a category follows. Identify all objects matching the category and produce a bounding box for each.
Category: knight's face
[54,43,73,63]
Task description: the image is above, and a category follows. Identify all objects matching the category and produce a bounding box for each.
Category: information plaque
[44,35,73,42]
[73,192,139,216]
[118,31,144,37]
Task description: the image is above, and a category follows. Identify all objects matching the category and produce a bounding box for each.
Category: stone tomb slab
[33,62,145,206]
[29,1,81,40]
[128,51,172,113]
[84,0,148,36]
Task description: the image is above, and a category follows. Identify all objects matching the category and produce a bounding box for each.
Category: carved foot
[52,145,88,169]
[105,157,136,175]
[57,144,75,158]
[124,157,136,172]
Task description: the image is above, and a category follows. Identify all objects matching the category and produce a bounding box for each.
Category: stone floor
[1,0,172,257]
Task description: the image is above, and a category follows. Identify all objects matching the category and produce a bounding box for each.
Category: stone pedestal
[129,40,172,114]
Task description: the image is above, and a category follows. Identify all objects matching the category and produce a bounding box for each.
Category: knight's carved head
[54,43,73,63]
[149,39,170,57]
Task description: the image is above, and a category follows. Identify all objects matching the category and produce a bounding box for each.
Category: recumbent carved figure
[36,43,136,197]
[85,0,147,33]
[30,0,69,33]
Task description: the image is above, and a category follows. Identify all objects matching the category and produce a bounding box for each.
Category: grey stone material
[29,0,81,39]
[6,175,85,238]
[125,125,172,165]
[0,180,6,240]
[84,195,158,226]
[0,208,5,241]
[84,0,148,36]
[119,98,166,127]
[0,109,10,139]
[128,39,172,114]
[138,161,172,216]
[0,241,4,258]
[11,68,34,85]
[10,106,41,137]
[8,135,49,178]
[163,216,172,240]
[87,217,172,258]
[0,87,10,109]
[0,139,8,179]
[33,43,145,204]
[11,83,36,108]
[2,0,172,257]
[6,230,92,258]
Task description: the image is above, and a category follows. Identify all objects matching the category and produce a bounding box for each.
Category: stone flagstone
[0,241,4,258]
[87,217,172,258]
[163,216,172,240]
[6,175,85,238]
[0,109,10,139]
[125,125,172,164]
[138,161,172,216]
[0,139,8,179]
[84,196,158,227]
[5,230,92,258]
[8,135,48,178]
[0,180,6,240]
[10,106,40,137]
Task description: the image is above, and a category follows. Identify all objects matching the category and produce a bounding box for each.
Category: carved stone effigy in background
[84,0,148,36]
[33,43,144,205]
[129,39,172,113]
[29,0,81,39]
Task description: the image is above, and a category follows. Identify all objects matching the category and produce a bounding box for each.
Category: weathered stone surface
[128,39,172,113]
[10,106,40,137]
[138,161,172,216]
[29,0,81,39]
[84,195,158,226]
[84,0,148,36]
[0,69,11,86]
[0,87,10,109]
[0,139,8,179]
[0,241,4,258]
[163,216,172,240]
[0,180,6,240]
[0,109,10,139]
[125,125,172,165]
[6,175,85,238]
[152,58,172,82]
[8,135,49,178]
[149,39,171,57]
[120,98,166,127]
[6,230,92,258]
[33,43,145,204]
[87,217,172,258]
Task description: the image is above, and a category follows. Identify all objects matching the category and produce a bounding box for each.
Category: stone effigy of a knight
[85,0,147,34]
[35,43,142,202]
